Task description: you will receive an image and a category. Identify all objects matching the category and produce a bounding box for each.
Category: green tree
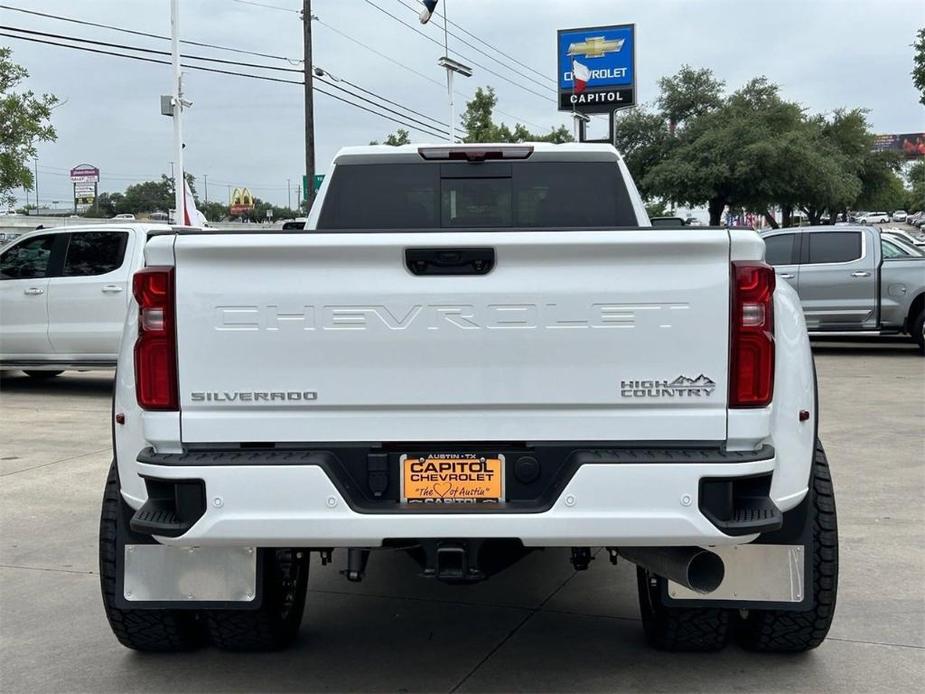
[907,160,925,212]
[461,87,573,143]
[645,77,808,224]
[913,28,925,107]
[370,128,412,146]
[199,200,229,222]
[120,176,173,213]
[117,172,197,215]
[612,66,725,198]
[0,47,58,207]
[612,109,672,200]
[656,65,725,134]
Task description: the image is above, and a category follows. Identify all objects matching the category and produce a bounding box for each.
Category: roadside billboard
[230,187,255,215]
[69,164,100,183]
[873,133,925,159]
[557,24,635,112]
[70,164,99,210]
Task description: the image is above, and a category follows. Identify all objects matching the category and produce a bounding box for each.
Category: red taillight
[730,262,775,408]
[133,267,178,410]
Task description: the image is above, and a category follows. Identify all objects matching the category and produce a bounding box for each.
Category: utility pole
[203,174,208,204]
[33,158,39,211]
[302,0,316,211]
[287,178,291,210]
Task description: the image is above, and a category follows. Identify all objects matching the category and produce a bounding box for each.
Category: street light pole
[170,0,186,224]
[428,1,470,142]
[302,0,316,211]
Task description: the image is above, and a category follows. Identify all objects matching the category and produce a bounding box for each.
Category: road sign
[303,174,325,199]
[557,24,635,113]
[70,164,100,183]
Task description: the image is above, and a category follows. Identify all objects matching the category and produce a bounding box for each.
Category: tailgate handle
[405,248,495,276]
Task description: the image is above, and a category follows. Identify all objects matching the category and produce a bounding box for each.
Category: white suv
[860,211,890,224]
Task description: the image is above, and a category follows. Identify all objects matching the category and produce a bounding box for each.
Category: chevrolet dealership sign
[557,24,636,112]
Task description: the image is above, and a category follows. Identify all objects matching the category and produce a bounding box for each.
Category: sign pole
[170,0,185,224]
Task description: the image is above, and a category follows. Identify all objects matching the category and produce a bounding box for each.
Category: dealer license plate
[400,453,505,504]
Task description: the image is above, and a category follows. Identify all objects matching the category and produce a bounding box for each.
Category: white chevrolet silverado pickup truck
[102,143,837,654]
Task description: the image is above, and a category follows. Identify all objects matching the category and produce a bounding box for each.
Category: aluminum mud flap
[119,545,258,608]
[664,544,808,609]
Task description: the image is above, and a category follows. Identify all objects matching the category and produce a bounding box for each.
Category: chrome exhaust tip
[619,547,725,594]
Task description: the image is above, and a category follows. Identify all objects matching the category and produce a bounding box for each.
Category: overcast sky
[3,0,923,208]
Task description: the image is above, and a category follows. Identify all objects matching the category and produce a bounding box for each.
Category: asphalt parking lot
[1,338,923,693]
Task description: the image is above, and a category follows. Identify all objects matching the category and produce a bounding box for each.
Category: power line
[325,72,465,136]
[361,0,556,104]
[315,16,546,131]
[393,0,557,91]
[0,3,301,62]
[0,3,553,132]
[316,74,450,137]
[230,0,300,15]
[0,29,303,84]
[1,25,303,74]
[0,31,451,140]
[3,24,459,135]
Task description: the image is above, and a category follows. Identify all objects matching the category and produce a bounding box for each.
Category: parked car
[103,143,836,655]
[892,210,908,222]
[649,216,688,227]
[881,226,925,247]
[113,213,136,221]
[762,224,924,351]
[859,211,890,224]
[0,223,169,376]
[881,233,924,258]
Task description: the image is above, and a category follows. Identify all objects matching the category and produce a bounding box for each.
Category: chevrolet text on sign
[557,24,636,112]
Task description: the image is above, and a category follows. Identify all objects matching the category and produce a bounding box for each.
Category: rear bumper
[130,447,783,547]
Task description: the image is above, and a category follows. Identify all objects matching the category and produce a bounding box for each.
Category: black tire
[205,548,309,651]
[635,566,730,651]
[99,461,205,651]
[24,370,63,379]
[911,309,924,355]
[736,439,838,652]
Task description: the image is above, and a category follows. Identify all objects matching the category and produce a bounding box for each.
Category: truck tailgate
[173,230,731,443]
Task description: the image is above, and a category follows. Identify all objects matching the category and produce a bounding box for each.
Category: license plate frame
[400,453,506,505]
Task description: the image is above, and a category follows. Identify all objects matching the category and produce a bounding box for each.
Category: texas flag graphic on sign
[572,59,591,93]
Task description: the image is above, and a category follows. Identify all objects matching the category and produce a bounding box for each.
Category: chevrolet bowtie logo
[567,36,625,59]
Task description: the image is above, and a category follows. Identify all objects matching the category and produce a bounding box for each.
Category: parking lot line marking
[0,447,109,478]
[0,564,96,576]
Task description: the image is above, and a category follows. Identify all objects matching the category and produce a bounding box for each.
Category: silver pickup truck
[761,225,925,352]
